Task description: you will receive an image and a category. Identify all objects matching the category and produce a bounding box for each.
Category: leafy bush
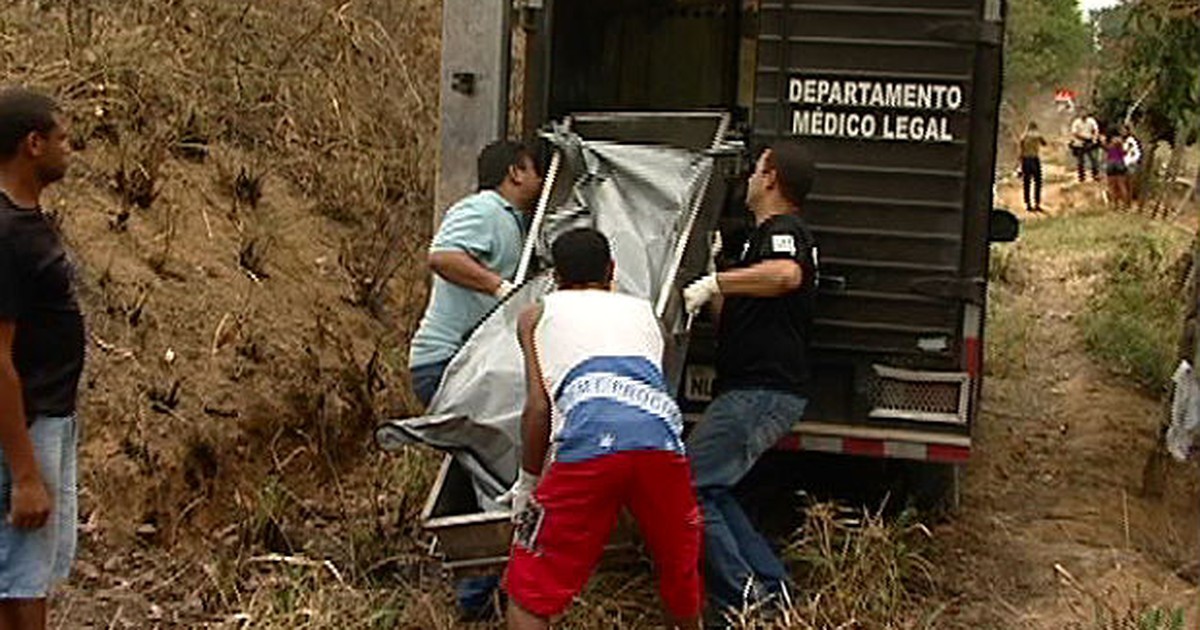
[1081,231,1188,392]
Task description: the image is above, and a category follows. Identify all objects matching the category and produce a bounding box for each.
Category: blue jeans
[687,389,807,614]
[1072,142,1100,181]
[410,360,500,617]
[410,359,450,407]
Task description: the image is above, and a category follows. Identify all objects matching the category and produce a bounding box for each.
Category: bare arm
[0,322,35,481]
[0,320,50,529]
[517,304,551,476]
[428,251,506,295]
[716,258,803,298]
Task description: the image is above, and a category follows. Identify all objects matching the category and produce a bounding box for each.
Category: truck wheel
[894,461,960,518]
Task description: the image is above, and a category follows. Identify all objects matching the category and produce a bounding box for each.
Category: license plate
[684,365,715,402]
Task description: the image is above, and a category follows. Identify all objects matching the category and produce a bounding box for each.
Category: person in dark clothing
[682,142,819,621]
[0,88,82,630]
[1019,122,1047,213]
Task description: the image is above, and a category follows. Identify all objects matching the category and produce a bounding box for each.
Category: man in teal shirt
[408,140,543,621]
[409,140,544,405]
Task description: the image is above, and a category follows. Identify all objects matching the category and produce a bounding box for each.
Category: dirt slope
[2,1,445,627]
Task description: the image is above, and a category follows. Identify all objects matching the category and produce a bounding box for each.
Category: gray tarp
[531,134,714,302]
[1168,360,1200,461]
[377,133,714,507]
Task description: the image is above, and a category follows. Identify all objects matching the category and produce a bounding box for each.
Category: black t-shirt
[715,213,817,395]
[0,192,86,424]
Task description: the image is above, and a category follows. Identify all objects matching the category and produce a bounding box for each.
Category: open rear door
[380,112,735,572]
[680,0,1005,462]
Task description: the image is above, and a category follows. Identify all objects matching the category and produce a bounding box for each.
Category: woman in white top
[1122,125,1142,170]
[1122,125,1142,201]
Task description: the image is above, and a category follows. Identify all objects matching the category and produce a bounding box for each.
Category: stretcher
[375,112,736,572]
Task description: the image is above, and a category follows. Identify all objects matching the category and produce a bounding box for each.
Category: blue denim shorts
[0,415,79,599]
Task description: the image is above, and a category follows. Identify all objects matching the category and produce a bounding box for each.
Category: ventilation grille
[868,365,969,424]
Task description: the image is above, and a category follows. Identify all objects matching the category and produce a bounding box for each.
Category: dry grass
[3,1,450,626]
[985,281,1035,379]
[551,503,943,630]
[198,447,448,629]
[769,503,938,630]
[4,0,439,322]
[529,502,942,630]
[1054,565,1189,630]
[986,208,1192,392]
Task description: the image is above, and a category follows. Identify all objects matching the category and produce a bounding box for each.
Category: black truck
[403,0,1016,572]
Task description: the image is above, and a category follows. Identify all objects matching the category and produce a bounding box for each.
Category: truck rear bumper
[779,421,970,463]
[684,415,970,463]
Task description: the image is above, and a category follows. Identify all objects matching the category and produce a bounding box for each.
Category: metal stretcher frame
[381,111,735,573]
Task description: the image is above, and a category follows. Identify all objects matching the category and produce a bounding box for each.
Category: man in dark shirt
[682,142,817,620]
[0,88,82,630]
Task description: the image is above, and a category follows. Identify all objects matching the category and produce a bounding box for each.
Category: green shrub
[1080,232,1189,392]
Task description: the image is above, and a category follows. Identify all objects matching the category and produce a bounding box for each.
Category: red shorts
[503,450,703,619]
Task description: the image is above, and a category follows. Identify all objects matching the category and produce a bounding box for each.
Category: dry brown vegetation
[2,0,447,626]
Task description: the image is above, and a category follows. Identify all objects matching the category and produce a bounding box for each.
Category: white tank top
[534,290,684,463]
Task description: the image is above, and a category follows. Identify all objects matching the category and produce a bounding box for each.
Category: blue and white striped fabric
[535,290,684,464]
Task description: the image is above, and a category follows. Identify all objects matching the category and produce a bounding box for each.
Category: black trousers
[1022,156,1042,209]
[1071,142,1100,181]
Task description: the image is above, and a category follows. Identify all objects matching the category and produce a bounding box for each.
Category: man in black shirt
[0,88,82,630]
[682,142,817,619]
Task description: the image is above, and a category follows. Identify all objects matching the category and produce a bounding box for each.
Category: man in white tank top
[501,228,701,630]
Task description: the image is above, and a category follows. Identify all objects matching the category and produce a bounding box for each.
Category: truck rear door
[724,0,1004,451]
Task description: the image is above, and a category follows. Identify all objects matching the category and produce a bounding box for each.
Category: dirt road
[936,157,1200,628]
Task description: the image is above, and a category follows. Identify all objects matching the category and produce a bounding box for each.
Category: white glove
[683,273,720,315]
[497,469,540,519]
[493,279,516,300]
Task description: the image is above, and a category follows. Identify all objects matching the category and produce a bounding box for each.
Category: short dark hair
[551,228,611,287]
[764,142,815,208]
[0,88,60,161]
[477,140,538,191]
